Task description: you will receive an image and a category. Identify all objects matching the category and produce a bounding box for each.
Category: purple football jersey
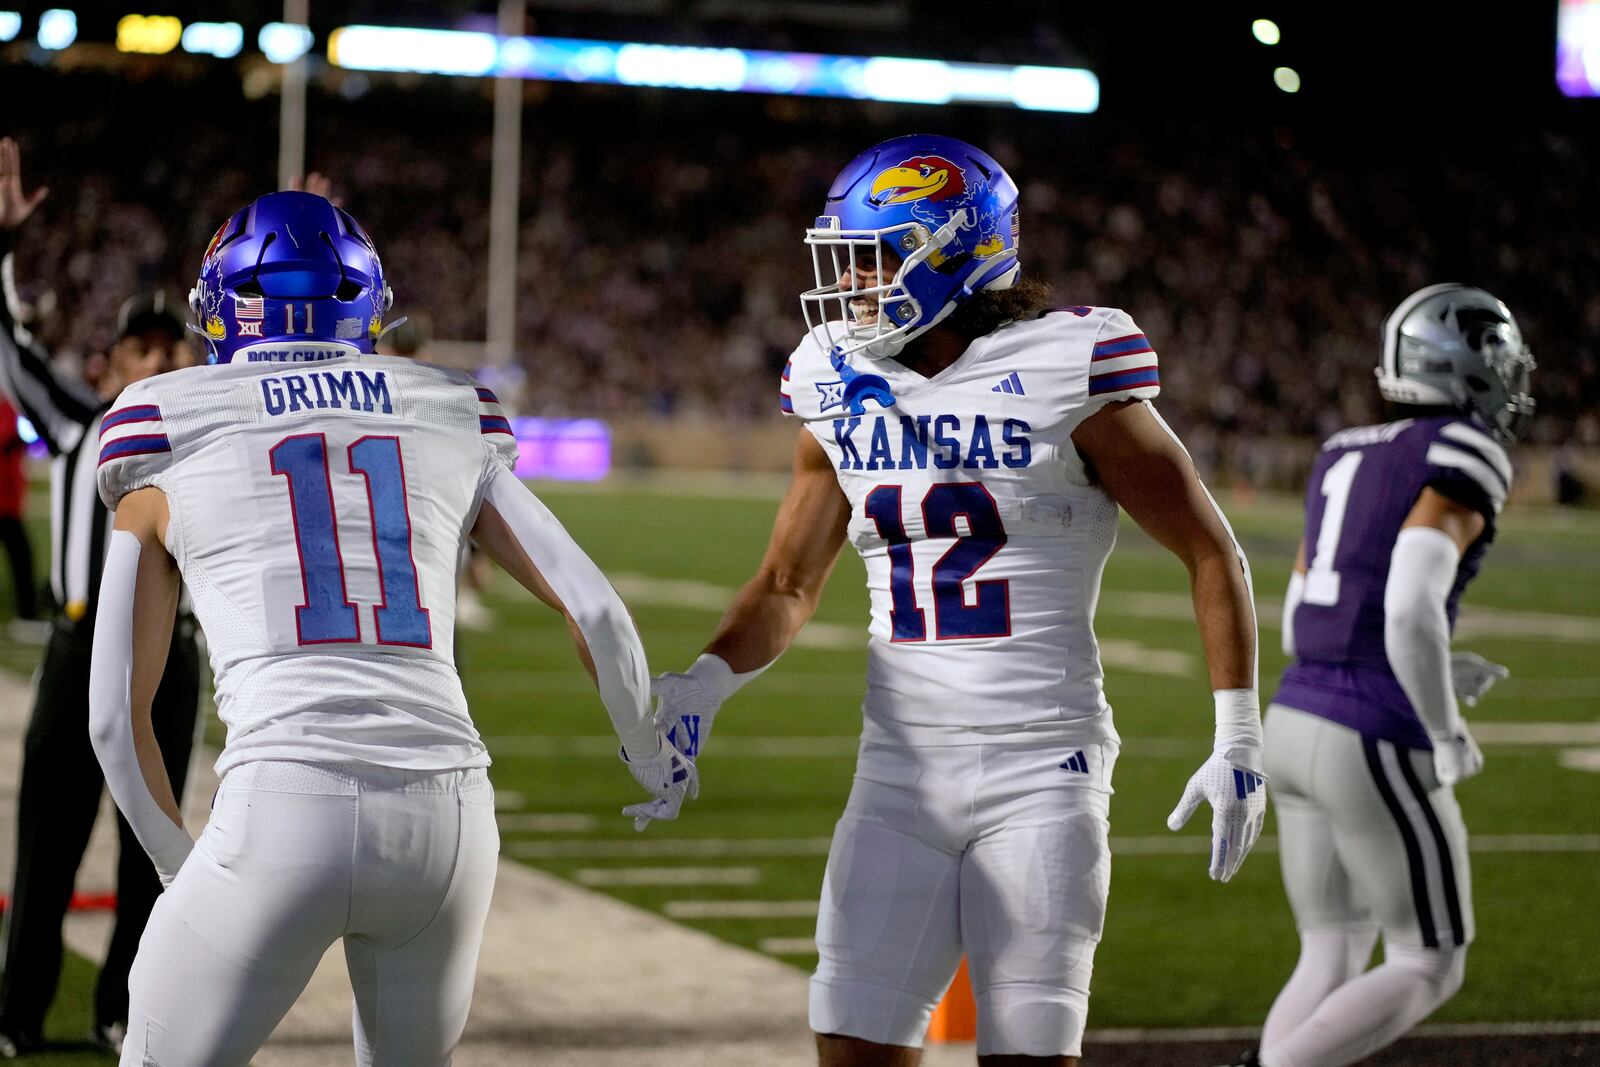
[1273,415,1512,748]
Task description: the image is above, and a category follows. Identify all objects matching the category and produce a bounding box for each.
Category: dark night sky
[4,1,1580,122]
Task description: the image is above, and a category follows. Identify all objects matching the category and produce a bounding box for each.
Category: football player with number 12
[651,134,1268,1065]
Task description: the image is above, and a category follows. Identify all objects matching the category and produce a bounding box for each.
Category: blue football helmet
[801,134,1020,362]
[189,191,394,364]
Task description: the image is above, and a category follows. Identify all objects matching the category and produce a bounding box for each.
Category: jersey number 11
[270,433,432,649]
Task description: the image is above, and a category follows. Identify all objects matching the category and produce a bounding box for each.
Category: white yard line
[1121,834,1600,856]
[1472,721,1600,744]
[758,937,822,955]
[1106,590,1600,642]
[485,723,1600,762]
[1086,1019,1600,1044]
[1559,748,1600,773]
[1099,639,1196,677]
[468,670,868,694]
[513,833,1600,862]
[509,837,836,860]
[575,867,763,887]
[485,734,864,758]
[496,813,600,833]
[665,900,819,919]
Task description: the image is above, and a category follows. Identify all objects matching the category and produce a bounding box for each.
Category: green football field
[7,477,1597,1061]
[460,478,1600,1029]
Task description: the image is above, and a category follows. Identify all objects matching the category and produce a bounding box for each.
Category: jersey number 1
[270,434,432,648]
[864,483,1010,641]
[1303,451,1363,607]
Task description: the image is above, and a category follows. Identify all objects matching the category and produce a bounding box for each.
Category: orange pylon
[926,958,977,1042]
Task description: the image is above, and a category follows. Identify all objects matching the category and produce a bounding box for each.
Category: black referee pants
[0,618,199,1037]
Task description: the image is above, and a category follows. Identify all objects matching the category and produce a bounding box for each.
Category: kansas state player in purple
[1234,286,1534,1067]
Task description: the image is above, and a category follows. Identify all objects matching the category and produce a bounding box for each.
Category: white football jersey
[98,353,518,776]
[782,307,1161,744]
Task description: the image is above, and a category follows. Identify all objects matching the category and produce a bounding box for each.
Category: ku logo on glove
[668,713,704,759]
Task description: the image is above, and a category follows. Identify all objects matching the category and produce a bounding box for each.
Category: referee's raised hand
[0,137,49,230]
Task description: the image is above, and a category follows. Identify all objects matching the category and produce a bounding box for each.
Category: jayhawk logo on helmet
[868,155,1007,261]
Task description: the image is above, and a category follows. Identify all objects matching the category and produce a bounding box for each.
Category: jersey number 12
[270,433,432,648]
[864,482,1010,641]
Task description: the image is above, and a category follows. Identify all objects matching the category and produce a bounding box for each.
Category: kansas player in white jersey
[1233,287,1535,1067]
[650,135,1266,1065]
[84,192,693,1066]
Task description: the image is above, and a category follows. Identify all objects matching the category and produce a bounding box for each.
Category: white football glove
[620,736,699,832]
[1167,750,1267,882]
[1450,651,1509,707]
[1167,690,1267,883]
[651,669,725,761]
[1431,724,1484,788]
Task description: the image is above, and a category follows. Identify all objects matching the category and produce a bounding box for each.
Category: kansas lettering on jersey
[1273,415,1512,748]
[781,307,1160,744]
[97,355,519,776]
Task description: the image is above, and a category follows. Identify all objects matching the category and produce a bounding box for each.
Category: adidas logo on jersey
[1059,750,1089,774]
[992,371,1025,395]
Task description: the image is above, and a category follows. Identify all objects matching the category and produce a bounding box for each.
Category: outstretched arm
[88,487,190,886]
[471,463,655,757]
[1073,399,1264,882]
[0,137,102,454]
[706,429,851,671]
[648,430,850,763]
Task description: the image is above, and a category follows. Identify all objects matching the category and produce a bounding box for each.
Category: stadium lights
[182,21,244,59]
[1273,65,1301,93]
[259,21,313,64]
[1557,0,1600,97]
[37,8,75,50]
[1252,19,1281,46]
[326,25,1100,113]
[116,14,181,55]
[0,11,20,43]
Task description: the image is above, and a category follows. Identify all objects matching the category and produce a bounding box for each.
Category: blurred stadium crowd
[5,65,1596,477]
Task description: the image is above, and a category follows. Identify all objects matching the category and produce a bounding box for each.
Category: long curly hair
[943,275,1058,338]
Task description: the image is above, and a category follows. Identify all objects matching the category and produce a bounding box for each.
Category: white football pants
[1261,704,1472,1067]
[121,760,499,1067]
[1265,704,1473,951]
[810,736,1117,1058]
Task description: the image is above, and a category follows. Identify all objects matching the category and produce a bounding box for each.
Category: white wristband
[686,653,770,702]
[1213,688,1263,756]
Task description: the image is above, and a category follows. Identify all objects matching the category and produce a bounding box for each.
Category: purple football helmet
[189,191,393,364]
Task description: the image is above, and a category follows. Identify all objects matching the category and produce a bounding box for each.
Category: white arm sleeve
[1383,526,1462,742]
[88,530,193,886]
[1282,570,1305,659]
[481,465,655,755]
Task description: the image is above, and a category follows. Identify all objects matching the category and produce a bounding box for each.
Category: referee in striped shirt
[0,139,199,1056]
